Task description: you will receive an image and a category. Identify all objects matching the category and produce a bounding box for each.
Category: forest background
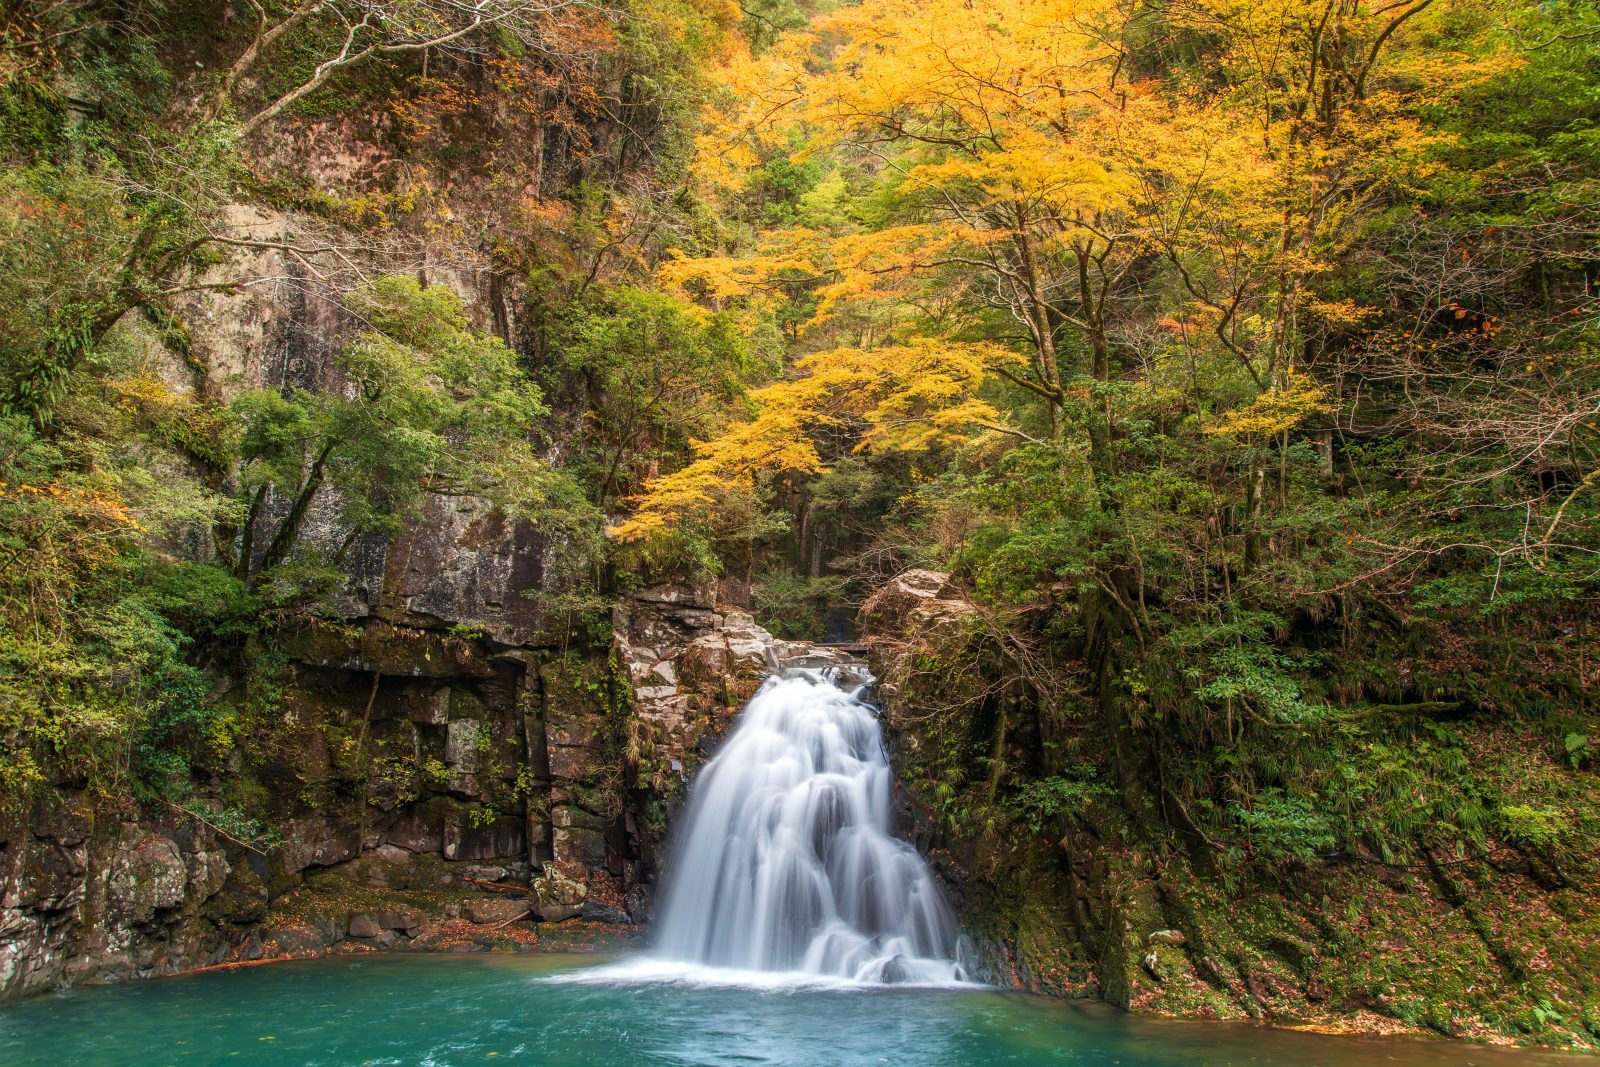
[1,0,1598,1043]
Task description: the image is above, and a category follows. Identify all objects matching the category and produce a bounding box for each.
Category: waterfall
[650,667,967,984]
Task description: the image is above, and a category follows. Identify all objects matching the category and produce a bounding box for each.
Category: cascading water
[648,666,968,985]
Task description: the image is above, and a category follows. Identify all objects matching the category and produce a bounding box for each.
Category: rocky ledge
[0,794,641,999]
[2,585,860,1001]
[613,580,863,786]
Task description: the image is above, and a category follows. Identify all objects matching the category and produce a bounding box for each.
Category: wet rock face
[0,798,270,1001]
[380,494,548,646]
[2,615,591,1002]
[615,583,864,772]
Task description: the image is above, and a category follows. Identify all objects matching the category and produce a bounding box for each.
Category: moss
[275,619,494,680]
[449,686,487,721]
[0,81,68,160]
[868,575,1600,1050]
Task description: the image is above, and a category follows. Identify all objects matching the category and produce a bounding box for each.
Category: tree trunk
[1014,218,1063,437]
[256,440,336,578]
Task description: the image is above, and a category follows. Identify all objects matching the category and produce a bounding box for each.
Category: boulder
[12,841,87,912]
[379,804,447,855]
[107,831,187,923]
[348,909,422,939]
[631,581,716,609]
[377,909,423,936]
[277,817,361,875]
[580,900,631,925]
[460,864,509,884]
[369,491,548,645]
[347,913,382,939]
[267,922,329,955]
[185,849,231,900]
[463,899,530,925]
[532,863,587,922]
[858,569,975,640]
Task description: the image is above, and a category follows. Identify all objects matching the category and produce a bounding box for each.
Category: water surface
[0,953,1581,1067]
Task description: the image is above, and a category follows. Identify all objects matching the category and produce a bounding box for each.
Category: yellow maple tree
[623,0,1489,549]
[609,339,1018,541]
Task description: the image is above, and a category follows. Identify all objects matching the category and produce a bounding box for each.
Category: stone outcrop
[1,620,634,1001]
[858,570,1091,994]
[1,551,873,1003]
[615,581,862,773]
[0,793,267,998]
[859,569,978,661]
[532,862,588,922]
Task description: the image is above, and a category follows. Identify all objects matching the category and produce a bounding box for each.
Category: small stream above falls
[635,665,968,985]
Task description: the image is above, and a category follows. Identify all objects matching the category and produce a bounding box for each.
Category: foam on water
[586,667,970,988]
[550,958,979,992]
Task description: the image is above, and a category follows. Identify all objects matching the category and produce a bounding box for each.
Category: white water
[638,667,969,986]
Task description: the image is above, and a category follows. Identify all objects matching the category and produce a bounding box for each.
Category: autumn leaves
[613,0,1470,545]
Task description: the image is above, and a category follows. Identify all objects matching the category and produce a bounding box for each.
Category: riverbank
[187,873,644,973]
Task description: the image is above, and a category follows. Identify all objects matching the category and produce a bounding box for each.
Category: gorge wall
[2,104,636,993]
[860,570,1600,1045]
[1,562,857,999]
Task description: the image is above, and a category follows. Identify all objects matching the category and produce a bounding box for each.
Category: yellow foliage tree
[609,339,1018,541]
[626,0,1490,551]
[1205,373,1333,442]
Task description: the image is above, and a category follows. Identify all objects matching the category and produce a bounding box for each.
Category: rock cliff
[1,569,860,998]
[3,152,614,997]
[860,570,1600,1045]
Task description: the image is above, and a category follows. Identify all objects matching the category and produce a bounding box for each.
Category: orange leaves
[605,409,822,542]
[389,76,481,141]
[0,481,142,530]
[811,225,970,316]
[516,196,574,229]
[1159,316,1205,342]
[517,5,618,58]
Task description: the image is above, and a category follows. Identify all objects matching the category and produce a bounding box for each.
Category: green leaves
[233,275,589,594]
[1564,732,1590,770]
[1011,768,1110,833]
[1228,790,1338,863]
